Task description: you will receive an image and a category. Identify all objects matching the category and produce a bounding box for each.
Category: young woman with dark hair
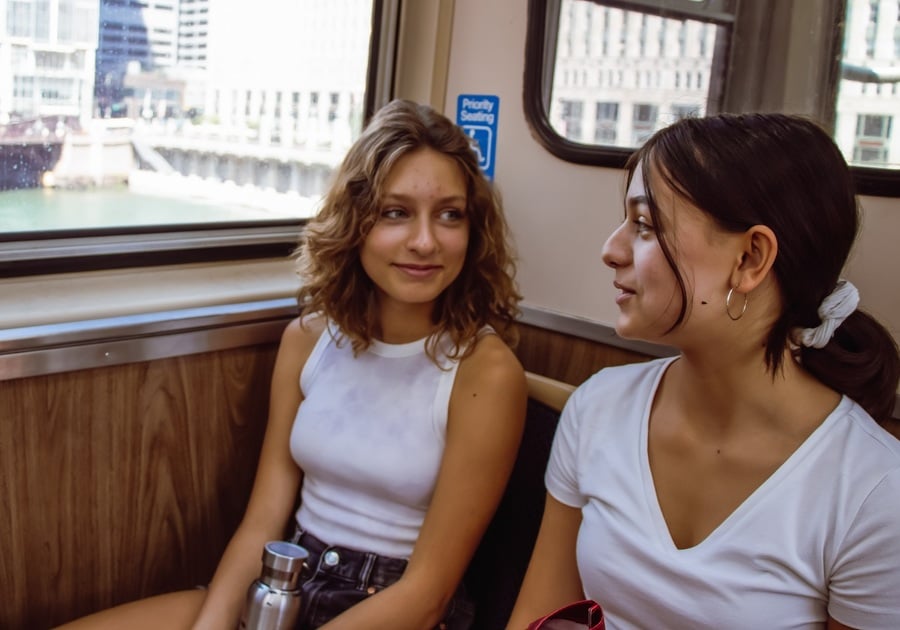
[508,113,900,630]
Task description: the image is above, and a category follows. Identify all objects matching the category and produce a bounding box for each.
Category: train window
[1,0,391,276]
[524,0,900,197]
[546,0,731,148]
[834,0,900,178]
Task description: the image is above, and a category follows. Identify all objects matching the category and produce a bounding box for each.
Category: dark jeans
[290,529,474,629]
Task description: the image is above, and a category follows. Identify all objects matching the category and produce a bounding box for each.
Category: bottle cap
[262,541,309,574]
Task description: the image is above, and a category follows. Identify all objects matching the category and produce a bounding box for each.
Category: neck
[374,299,437,344]
[663,347,839,438]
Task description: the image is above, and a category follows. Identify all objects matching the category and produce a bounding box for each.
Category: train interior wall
[1,344,276,629]
[4,2,900,628]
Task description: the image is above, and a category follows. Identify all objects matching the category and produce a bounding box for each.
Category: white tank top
[289,322,462,558]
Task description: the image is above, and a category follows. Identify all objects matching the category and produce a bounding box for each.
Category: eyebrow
[381,192,467,205]
[626,194,649,210]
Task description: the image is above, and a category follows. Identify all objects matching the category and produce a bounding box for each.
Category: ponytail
[798,310,900,425]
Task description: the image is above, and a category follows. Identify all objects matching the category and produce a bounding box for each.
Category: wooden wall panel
[0,344,278,630]
[515,323,652,387]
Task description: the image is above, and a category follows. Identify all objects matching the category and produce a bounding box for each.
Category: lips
[393,263,442,278]
[613,281,635,295]
[613,281,635,304]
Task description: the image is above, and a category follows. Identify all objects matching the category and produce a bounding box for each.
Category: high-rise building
[177,0,209,69]
[95,0,210,117]
[552,0,900,168]
[834,0,900,167]
[550,1,717,148]
[94,0,371,153]
[199,0,372,150]
[0,0,100,125]
[96,0,179,80]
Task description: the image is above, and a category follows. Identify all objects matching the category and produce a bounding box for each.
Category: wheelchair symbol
[464,126,493,170]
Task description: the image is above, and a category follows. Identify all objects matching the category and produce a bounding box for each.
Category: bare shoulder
[454,332,527,403]
[446,332,526,464]
[279,314,327,356]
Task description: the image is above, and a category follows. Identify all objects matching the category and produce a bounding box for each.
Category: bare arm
[506,494,584,630]
[191,317,322,629]
[319,334,528,630]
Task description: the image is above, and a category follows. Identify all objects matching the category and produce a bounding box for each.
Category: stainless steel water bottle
[238,540,309,630]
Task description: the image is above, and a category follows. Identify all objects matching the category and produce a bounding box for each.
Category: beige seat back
[465,371,577,629]
[526,371,576,412]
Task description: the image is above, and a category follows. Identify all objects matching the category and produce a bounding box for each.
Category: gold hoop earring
[725,287,748,321]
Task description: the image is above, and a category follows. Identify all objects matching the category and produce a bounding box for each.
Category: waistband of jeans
[291,527,408,585]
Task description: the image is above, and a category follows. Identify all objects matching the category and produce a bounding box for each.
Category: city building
[197,0,372,151]
[0,0,100,126]
[95,0,201,117]
[552,0,900,168]
[94,0,371,153]
[834,0,900,167]
[177,0,208,69]
[549,1,718,148]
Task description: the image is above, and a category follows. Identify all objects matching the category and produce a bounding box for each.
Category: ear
[730,225,777,292]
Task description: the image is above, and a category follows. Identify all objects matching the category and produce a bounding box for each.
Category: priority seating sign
[457,94,499,181]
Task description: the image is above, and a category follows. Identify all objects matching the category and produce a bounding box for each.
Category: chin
[389,291,443,307]
[613,320,636,339]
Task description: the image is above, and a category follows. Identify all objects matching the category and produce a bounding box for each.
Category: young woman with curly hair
[60,99,527,630]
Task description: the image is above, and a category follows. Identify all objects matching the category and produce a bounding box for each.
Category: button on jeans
[290,529,474,629]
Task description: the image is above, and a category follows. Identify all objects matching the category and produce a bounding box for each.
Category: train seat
[464,372,576,629]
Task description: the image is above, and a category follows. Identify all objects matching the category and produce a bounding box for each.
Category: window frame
[523,0,900,198]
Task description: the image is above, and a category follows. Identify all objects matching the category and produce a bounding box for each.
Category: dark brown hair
[627,113,899,424]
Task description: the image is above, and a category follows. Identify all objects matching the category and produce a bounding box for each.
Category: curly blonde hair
[294,99,521,364]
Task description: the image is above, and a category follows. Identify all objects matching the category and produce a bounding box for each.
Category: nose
[601,221,630,269]
[407,217,437,255]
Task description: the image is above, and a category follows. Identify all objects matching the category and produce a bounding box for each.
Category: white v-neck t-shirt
[546,357,900,629]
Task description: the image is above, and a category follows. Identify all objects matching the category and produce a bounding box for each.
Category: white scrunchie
[795,279,859,349]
